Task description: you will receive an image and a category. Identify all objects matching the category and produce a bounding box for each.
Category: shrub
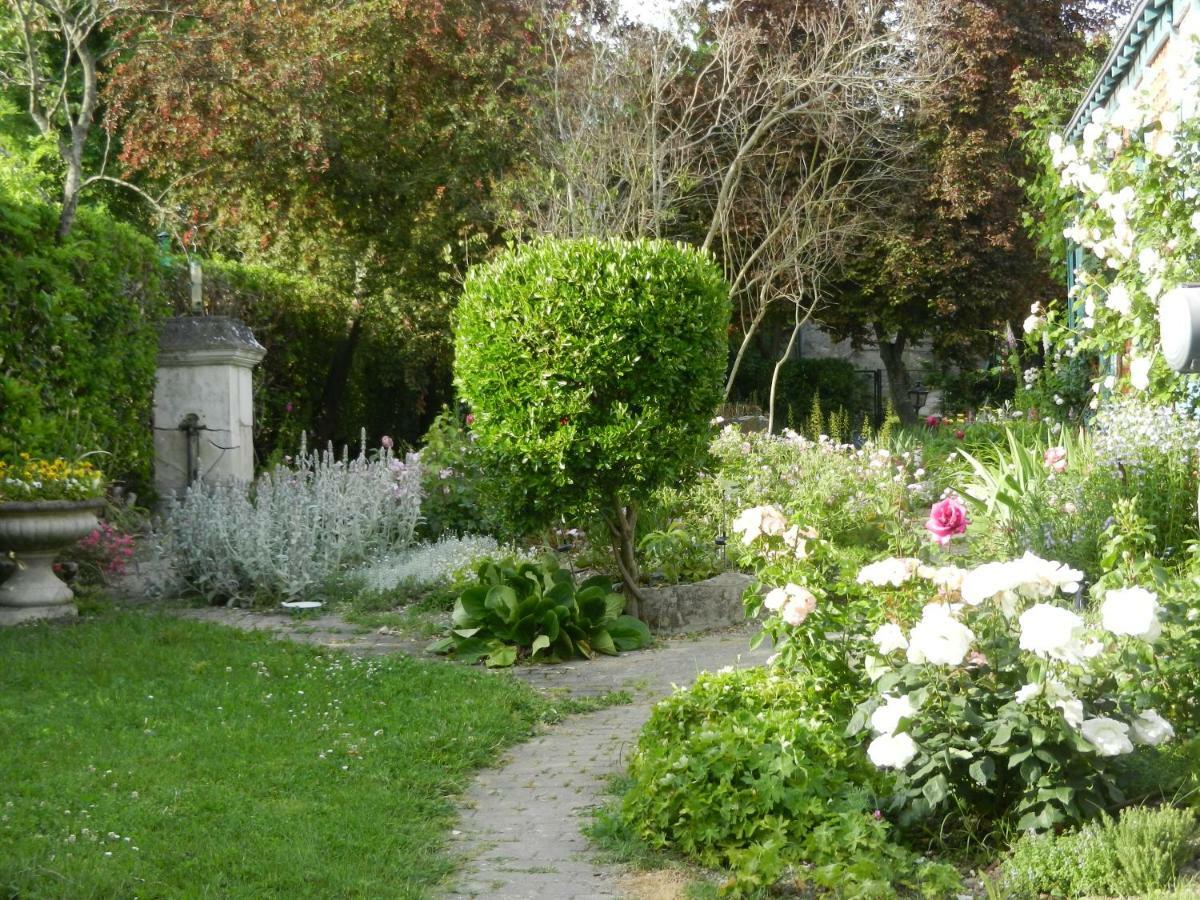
[0,186,167,491]
[850,551,1186,841]
[620,667,961,895]
[416,407,494,539]
[682,427,932,555]
[153,438,421,604]
[453,237,730,604]
[1003,805,1198,898]
[431,556,651,667]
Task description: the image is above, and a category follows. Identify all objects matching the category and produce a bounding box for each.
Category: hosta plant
[431,556,651,667]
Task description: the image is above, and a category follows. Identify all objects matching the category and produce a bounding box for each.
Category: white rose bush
[1029,52,1200,407]
[850,550,1179,837]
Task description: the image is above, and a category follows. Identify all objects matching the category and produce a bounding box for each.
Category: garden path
[165,606,769,898]
[449,628,770,899]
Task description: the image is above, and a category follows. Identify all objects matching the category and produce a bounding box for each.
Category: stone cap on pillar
[158,315,266,368]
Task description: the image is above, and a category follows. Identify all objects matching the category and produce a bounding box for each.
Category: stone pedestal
[154,316,266,497]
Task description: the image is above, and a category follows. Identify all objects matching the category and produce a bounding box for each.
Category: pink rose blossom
[925,496,969,546]
[782,591,817,626]
[1043,446,1067,473]
[465,413,475,426]
[380,435,394,450]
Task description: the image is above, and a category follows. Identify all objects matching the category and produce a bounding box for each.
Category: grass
[0,607,550,898]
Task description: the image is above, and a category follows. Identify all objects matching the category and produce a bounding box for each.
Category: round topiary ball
[453,237,730,534]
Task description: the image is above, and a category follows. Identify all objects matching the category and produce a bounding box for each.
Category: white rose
[1023,313,1042,335]
[1129,356,1152,392]
[871,622,908,655]
[1100,586,1161,641]
[731,505,788,544]
[763,587,788,612]
[1015,682,1041,703]
[1130,709,1174,746]
[867,732,919,770]
[1057,697,1085,729]
[870,694,917,736]
[1106,284,1132,316]
[1081,717,1134,756]
[857,557,921,588]
[1019,604,1087,664]
[781,587,817,626]
[906,605,975,666]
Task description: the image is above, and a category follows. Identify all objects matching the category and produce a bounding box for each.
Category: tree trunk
[604,496,646,621]
[56,151,83,242]
[314,312,365,442]
[768,302,805,433]
[875,326,917,425]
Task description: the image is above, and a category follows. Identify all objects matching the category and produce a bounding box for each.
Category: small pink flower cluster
[1043,446,1067,473]
[77,522,136,575]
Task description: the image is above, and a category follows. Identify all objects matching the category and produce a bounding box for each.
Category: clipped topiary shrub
[453,237,730,611]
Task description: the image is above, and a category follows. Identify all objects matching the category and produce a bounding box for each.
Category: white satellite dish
[1159,285,1200,373]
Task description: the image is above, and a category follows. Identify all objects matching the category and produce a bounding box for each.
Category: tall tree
[817,0,1127,419]
[502,0,951,427]
[106,0,540,440]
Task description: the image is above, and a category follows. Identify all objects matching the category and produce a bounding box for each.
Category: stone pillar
[154,316,266,497]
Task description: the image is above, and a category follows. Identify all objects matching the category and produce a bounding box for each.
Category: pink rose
[1043,446,1067,473]
[381,435,394,450]
[782,591,816,626]
[925,496,969,546]
[465,413,475,426]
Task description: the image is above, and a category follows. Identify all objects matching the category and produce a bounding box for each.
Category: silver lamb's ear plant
[151,443,423,605]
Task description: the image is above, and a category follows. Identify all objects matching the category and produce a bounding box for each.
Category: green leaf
[921,774,949,807]
[485,645,518,668]
[485,585,519,622]
[968,757,995,786]
[988,722,1013,749]
[590,628,618,657]
[608,615,651,651]
[530,634,551,657]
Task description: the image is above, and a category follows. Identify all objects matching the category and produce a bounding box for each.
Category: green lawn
[0,608,548,898]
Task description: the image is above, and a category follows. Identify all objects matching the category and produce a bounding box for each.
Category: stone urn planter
[0,500,103,625]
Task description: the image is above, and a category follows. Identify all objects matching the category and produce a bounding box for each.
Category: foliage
[0,185,167,491]
[819,0,1121,416]
[682,427,932,556]
[1003,805,1198,898]
[455,237,728,529]
[729,352,872,432]
[0,608,551,897]
[431,556,651,668]
[108,0,541,443]
[153,439,421,604]
[417,407,494,539]
[454,237,729,600]
[955,420,1198,576]
[619,667,961,896]
[351,534,515,598]
[0,455,105,501]
[637,520,722,585]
